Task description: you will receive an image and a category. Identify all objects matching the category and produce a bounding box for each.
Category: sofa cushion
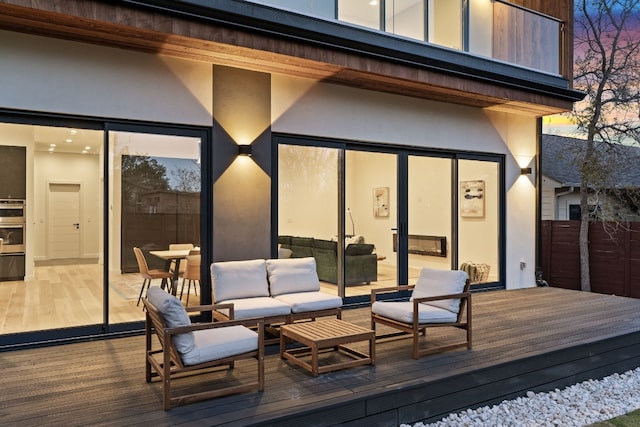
[266,257,320,296]
[410,268,468,313]
[210,259,269,303]
[182,325,258,366]
[372,301,458,324]
[313,239,337,251]
[278,235,292,246]
[274,291,342,313]
[146,286,195,356]
[218,297,291,319]
[345,243,374,256]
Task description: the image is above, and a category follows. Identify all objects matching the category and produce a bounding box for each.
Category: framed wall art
[373,187,389,217]
[460,180,485,218]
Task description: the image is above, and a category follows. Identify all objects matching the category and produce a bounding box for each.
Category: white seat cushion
[266,257,320,296]
[210,259,269,302]
[274,291,342,314]
[372,301,458,324]
[219,297,291,319]
[146,286,195,355]
[410,268,468,313]
[181,325,258,366]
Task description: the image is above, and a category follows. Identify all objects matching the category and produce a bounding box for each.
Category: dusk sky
[543,1,640,139]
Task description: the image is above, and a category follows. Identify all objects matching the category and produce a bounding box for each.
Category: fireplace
[393,234,447,257]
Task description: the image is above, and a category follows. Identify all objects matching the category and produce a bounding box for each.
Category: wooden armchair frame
[371,280,472,359]
[143,300,264,410]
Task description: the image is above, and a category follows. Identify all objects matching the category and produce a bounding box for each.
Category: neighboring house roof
[541,134,640,188]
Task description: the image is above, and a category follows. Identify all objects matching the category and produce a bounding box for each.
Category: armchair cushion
[210,259,269,302]
[410,268,468,313]
[266,257,320,296]
[274,291,343,313]
[183,325,258,366]
[146,286,195,355]
[372,301,458,324]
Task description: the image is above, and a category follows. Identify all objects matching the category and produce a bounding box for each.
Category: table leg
[171,258,181,296]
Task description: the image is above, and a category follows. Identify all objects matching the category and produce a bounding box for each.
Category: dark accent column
[212,66,271,261]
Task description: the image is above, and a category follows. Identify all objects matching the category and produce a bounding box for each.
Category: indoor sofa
[278,235,378,285]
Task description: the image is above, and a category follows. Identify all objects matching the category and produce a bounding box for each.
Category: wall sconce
[238,144,252,157]
[520,167,532,175]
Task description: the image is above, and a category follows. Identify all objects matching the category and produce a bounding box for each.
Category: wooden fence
[541,221,640,297]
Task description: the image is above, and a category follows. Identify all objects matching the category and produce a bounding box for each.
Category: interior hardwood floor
[0,261,412,334]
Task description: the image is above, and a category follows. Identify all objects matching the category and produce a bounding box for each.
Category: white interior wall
[33,152,101,262]
[346,151,397,258]
[429,0,462,49]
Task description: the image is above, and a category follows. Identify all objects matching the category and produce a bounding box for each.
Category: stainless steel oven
[0,199,25,254]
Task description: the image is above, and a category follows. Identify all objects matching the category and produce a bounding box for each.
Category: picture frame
[460,180,485,218]
[373,187,389,217]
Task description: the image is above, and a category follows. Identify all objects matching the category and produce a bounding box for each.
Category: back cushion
[146,286,195,355]
[210,259,269,302]
[266,257,320,296]
[410,268,468,313]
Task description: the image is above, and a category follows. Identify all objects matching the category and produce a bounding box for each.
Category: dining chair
[168,243,195,278]
[179,251,200,306]
[133,247,174,306]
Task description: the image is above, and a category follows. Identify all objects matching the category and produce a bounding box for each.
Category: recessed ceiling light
[48,147,54,152]
[82,150,87,154]
[50,143,56,147]
[70,129,77,135]
[369,0,377,5]
[84,146,91,150]
[65,138,72,143]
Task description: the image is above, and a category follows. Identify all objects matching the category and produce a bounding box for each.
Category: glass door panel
[0,123,104,334]
[458,159,499,286]
[345,150,397,296]
[408,156,452,283]
[108,130,201,323]
[278,145,339,297]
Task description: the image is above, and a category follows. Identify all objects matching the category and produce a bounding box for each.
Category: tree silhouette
[572,0,640,291]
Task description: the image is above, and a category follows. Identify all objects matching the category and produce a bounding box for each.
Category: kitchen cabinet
[0,145,27,200]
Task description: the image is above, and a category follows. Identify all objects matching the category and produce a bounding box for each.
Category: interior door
[47,183,81,259]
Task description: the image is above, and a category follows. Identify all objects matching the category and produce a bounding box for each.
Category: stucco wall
[272,74,538,289]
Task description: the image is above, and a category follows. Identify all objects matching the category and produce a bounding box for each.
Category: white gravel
[404,367,640,427]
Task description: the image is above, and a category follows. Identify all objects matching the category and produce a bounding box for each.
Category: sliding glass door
[276,135,504,302]
[407,155,453,284]
[108,129,203,324]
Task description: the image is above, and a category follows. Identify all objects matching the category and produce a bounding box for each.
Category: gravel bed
[404,367,640,427]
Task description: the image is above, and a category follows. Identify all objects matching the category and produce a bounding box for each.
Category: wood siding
[541,220,640,297]
[0,0,575,115]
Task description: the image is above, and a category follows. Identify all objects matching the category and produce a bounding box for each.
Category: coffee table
[280,319,375,377]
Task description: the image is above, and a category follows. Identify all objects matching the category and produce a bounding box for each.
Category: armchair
[371,268,471,359]
[144,286,264,410]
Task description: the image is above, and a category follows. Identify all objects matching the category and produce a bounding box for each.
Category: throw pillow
[146,286,195,356]
[210,259,269,302]
[266,257,320,296]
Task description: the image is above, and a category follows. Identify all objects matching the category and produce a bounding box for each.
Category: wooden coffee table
[280,319,375,377]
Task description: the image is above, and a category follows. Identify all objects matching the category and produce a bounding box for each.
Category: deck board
[3,287,640,426]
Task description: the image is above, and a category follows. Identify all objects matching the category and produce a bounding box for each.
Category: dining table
[149,249,193,296]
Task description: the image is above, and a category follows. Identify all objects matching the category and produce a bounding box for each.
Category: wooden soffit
[0,0,576,116]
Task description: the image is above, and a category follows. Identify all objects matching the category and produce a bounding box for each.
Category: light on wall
[238,144,252,157]
[520,167,532,175]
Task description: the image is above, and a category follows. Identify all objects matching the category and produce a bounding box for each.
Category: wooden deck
[3,287,640,426]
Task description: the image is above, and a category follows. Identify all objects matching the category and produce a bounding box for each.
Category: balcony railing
[245,0,563,76]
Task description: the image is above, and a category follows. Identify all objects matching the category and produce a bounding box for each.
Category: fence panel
[541,220,640,298]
